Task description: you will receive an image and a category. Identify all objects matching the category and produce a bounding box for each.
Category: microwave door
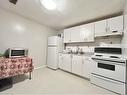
[11,50,25,57]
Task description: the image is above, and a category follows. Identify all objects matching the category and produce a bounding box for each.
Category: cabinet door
[82,56,91,79]
[72,55,82,76]
[62,54,72,72]
[63,28,71,43]
[70,26,81,42]
[94,20,107,37]
[124,14,127,30]
[107,16,123,34]
[58,53,63,69]
[80,23,94,42]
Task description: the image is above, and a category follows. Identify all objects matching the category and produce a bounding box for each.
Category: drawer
[91,74,126,95]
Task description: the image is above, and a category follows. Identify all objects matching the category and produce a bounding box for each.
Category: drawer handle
[82,60,84,64]
[112,31,118,33]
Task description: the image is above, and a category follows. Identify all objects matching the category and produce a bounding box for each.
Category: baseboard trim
[34,65,47,70]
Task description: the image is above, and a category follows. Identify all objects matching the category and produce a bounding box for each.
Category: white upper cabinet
[71,26,81,43]
[107,15,123,35]
[94,20,107,37]
[63,28,71,43]
[80,23,95,42]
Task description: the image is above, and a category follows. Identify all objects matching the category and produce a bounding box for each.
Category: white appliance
[4,48,28,58]
[47,36,62,70]
[91,47,126,95]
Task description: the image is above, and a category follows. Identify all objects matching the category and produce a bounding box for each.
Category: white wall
[121,2,127,57]
[0,8,57,68]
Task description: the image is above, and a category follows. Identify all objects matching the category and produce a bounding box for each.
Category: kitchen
[0,0,127,95]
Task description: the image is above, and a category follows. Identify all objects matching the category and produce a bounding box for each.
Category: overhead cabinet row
[64,15,124,43]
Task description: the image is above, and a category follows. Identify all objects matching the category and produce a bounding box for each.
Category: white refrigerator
[47,36,62,70]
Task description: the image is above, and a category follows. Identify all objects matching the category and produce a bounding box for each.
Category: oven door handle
[92,58,126,66]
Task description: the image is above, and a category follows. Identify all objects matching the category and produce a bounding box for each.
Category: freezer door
[47,47,58,69]
[48,36,58,46]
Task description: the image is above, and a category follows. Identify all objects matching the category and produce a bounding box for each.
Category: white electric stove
[91,47,127,95]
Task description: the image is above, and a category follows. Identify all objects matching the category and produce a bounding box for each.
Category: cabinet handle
[71,54,73,58]
[82,59,84,64]
[107,27,110,32]
[105,28,107,32]
[112,30,118,33]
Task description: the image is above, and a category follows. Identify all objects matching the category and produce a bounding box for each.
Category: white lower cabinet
[72,55,92,79]
[59,54,92,79]
[62,54,72,72]
[82,56,92,79]
[72,55,82,76]
[58,53,63,69]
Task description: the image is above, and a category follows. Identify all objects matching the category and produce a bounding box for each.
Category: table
[0,57,33,80]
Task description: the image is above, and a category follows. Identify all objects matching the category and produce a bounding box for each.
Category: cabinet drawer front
[91,74,125,95]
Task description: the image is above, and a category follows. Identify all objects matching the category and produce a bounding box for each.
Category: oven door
[92,59,126,83]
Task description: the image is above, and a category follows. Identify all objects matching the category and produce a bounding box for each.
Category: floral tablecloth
[0,57,33,79]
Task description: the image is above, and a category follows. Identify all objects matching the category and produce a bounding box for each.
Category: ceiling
[0,0,126,30]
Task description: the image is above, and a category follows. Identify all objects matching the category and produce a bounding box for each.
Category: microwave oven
[4,48,28,58]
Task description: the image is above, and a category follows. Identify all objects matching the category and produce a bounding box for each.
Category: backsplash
[65,36,122,53]
[66,36,121,46]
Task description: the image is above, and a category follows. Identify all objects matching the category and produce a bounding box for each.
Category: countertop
[59,52,94,56]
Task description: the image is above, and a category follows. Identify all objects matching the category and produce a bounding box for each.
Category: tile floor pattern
[0,68,117,95]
